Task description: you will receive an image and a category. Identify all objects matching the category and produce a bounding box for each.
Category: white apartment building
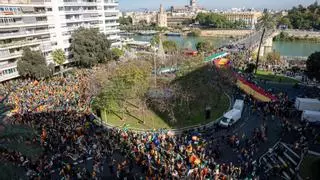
[0,0,120,82]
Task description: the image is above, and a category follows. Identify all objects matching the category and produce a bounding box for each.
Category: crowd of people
[0,58,319,180]
[1,70,91,115]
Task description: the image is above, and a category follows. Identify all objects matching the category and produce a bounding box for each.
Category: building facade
[0,0,120,82]
[223,11,262,29]
[131,12,157,26]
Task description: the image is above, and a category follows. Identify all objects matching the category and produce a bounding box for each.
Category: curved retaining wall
[94,94,233,134]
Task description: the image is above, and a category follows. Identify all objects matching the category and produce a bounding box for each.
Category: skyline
[120,0,317,11]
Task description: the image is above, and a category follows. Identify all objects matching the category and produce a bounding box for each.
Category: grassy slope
[102,65,230,130]
[255,70,299,84]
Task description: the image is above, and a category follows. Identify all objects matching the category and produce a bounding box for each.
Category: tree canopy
[306,51,320,81]
[17,47,53,79]
[92,61,151,114]
[196,41,214,53]
[150,34,160,47]
[70,28,112,67]
[163,40,178,54]
[280,2,320,30]
[195,12,247,29]
[119,16,132,26]
[52,49,66,66]
[265,51,281,65]
[111,48,124,61]
[245,63,256,74]
[257,11,276,30]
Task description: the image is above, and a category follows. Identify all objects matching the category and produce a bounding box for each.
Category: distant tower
[157,4,167,27]
[190,0,196,7]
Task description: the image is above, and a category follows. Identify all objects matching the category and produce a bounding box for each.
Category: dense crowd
[1,70,91,114]
[0,64,319,180]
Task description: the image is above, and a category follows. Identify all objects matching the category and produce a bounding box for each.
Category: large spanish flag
[237,76,277,102]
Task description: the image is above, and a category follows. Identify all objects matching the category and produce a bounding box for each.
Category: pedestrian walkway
[259,142,302,180]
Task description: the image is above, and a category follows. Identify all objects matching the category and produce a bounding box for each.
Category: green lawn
[101,93,228,130]
[255,70,300,84]
[300,155,320,180]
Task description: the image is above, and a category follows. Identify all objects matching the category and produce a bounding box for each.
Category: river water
[272,41,320,57]
[133,35,320,57]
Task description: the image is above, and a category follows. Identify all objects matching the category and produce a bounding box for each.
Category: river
[133,35,320,57]
[272,41,320,57]
[133,35,233,50]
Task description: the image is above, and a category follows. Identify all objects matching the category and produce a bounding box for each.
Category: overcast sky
[120,0,317,11]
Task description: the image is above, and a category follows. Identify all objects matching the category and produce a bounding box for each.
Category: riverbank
[273,31,320,42]
[200,29,253,37]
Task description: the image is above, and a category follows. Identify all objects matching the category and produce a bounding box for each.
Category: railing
[0,39,50,48]
[93,94,232,134]
[0,30,50,39]
[0,52,22,60]
[0,21,49,27]
[63,10,99,14]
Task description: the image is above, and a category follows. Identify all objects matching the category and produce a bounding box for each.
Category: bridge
[229,29,320,57]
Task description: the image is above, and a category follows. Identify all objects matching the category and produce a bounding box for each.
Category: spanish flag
[237,76,277,102]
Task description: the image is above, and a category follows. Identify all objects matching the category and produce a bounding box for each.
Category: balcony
[105,22,119,26]
[0,12,50,18]
[104,8,118,13]
[0,30,50,40]
[0,52,22,61]
[0,70,19,82]
[0,21,50,28]
[104,29,120,34]
[62,10,99,15]
[65,17,100,23]
[62,1,101,6]
[104,16,118,20]
[64,24,99,32]
[0,39,51,49]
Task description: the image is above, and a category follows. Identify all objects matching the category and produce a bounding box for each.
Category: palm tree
[255,10,276,73]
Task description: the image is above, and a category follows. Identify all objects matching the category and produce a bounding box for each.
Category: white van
[220,99,244,127]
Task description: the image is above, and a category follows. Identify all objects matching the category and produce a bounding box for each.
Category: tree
[306,51,320,81]
[119,16,132,26]
[111,48,124,61]
[70,27,112,67]
[163,40,178,54]
[196,41,214,53]
[255,10,276,73]
[17,47,53,79]
[285,3,320,30]
[52,49,66,76]
[265,51,281,65]
[278,17,292,28]
[245,63,256,73]
[195,13,234,28]
[150,34,160,47]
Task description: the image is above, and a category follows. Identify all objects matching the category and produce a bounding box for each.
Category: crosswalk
[259,142,301,180]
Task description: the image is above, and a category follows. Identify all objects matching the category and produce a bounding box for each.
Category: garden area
[93,55,233,130]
